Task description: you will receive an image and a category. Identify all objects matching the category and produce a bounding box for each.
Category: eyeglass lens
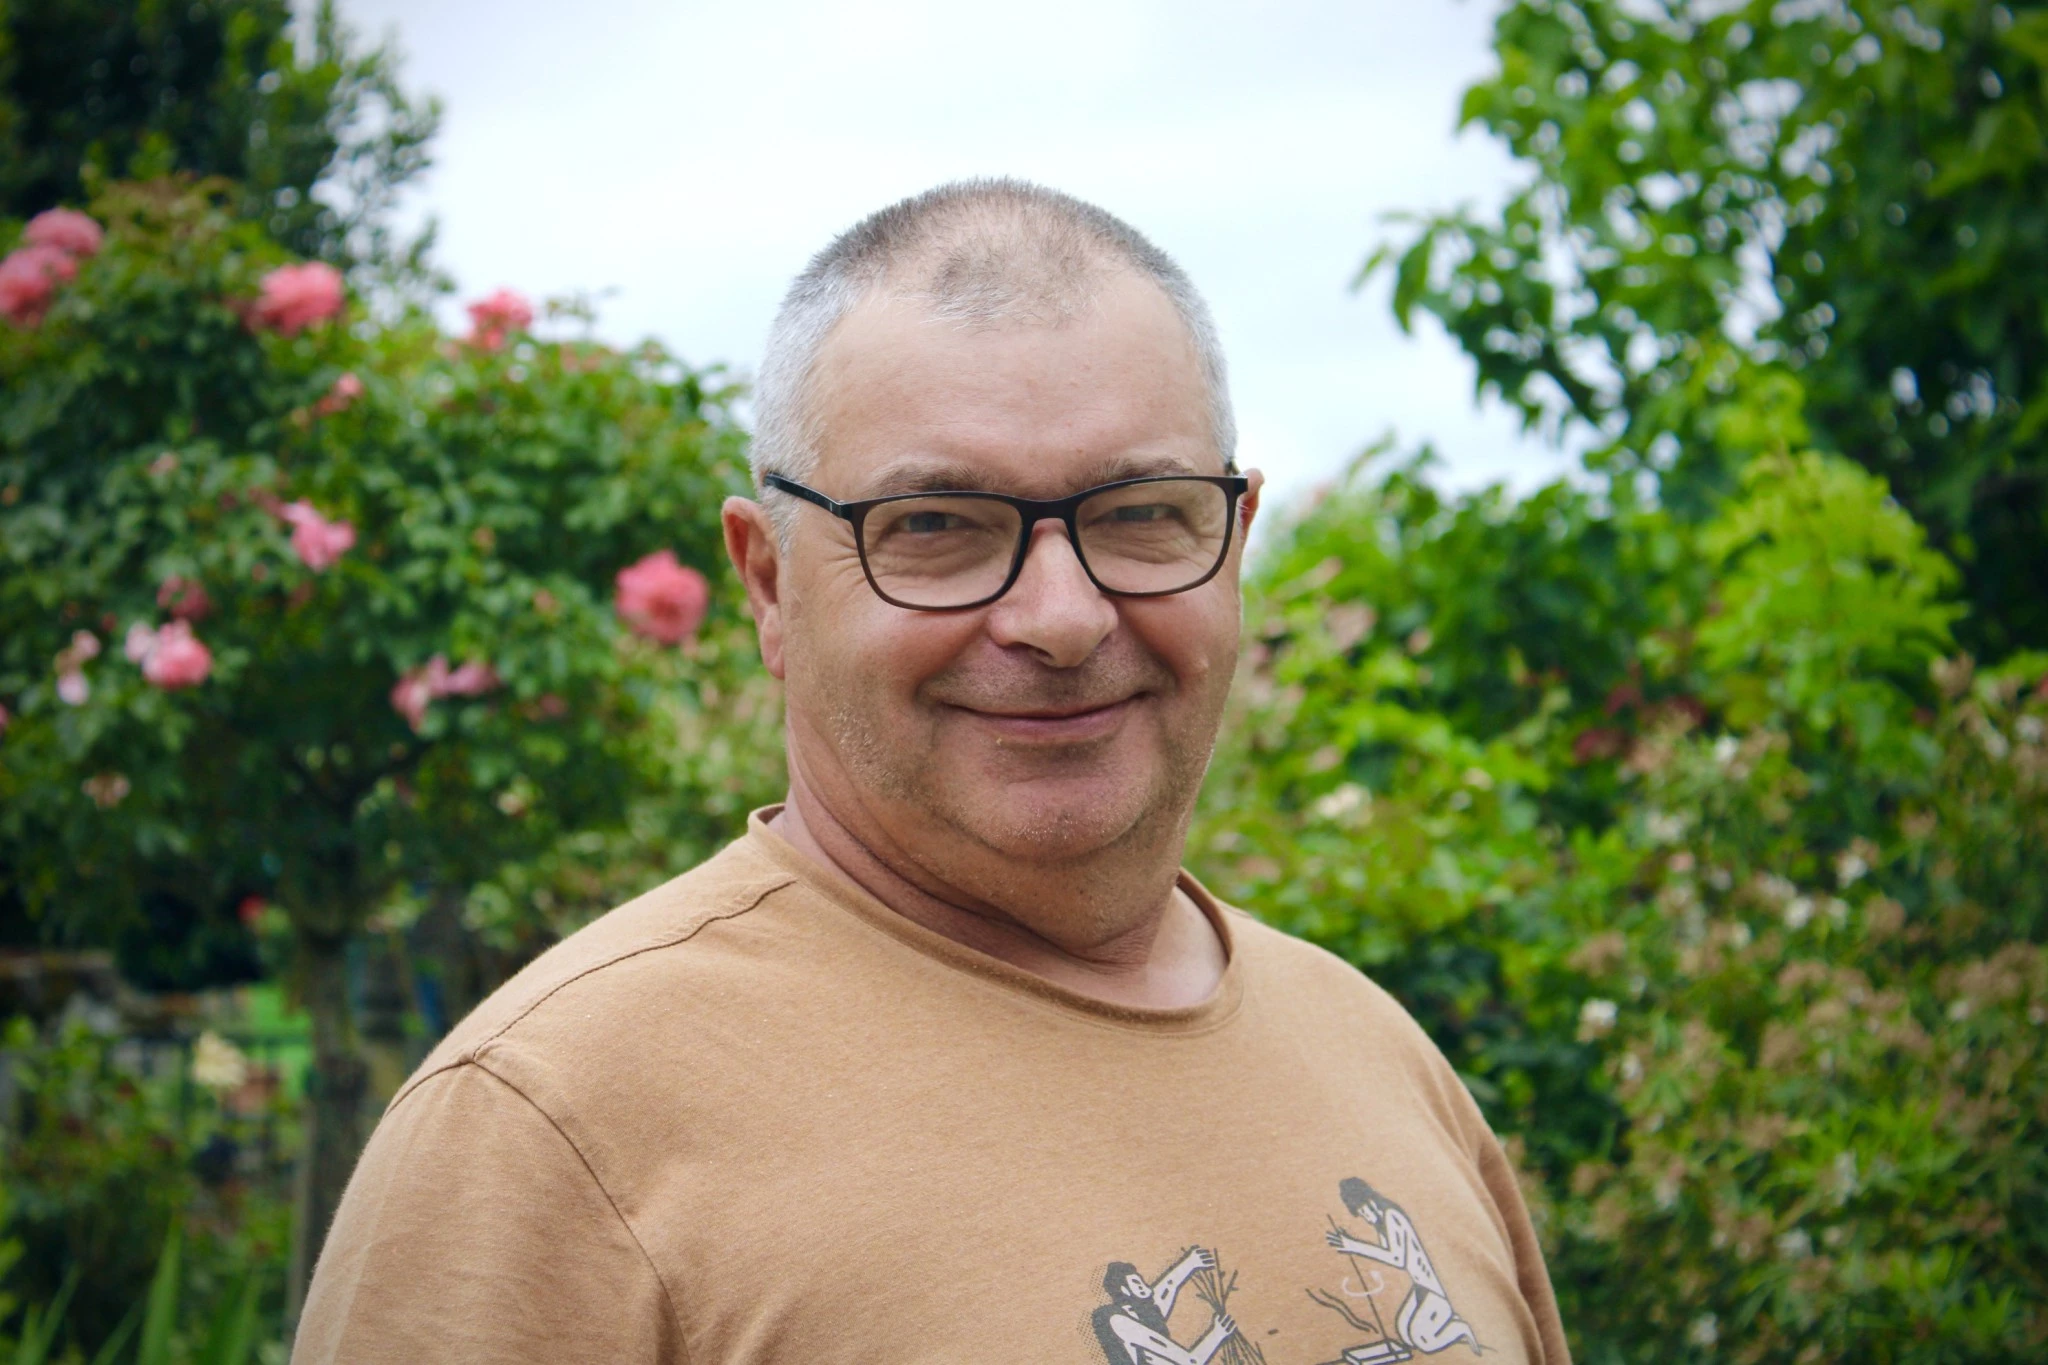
[859,479,1231,609]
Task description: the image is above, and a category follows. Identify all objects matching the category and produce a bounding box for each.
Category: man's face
[767,272,1257,907]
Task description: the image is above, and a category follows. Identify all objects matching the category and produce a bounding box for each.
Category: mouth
[947,694,1144,742]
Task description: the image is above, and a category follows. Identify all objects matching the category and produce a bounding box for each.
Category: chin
[943,773,1166,864]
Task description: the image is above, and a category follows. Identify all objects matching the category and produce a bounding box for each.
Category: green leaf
[134,1224,181,1365]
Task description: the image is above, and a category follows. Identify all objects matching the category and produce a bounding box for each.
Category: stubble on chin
[813,656,1221,871]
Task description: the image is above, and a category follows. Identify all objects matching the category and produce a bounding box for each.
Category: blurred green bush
[1193,447,2048,1360]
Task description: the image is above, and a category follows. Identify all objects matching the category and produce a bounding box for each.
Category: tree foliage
[0,0,439,270]
[1374,0,2048,654]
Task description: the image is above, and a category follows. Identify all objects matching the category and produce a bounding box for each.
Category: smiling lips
[951,695,1143,742]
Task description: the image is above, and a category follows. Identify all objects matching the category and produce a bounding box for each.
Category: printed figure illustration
[1093,1248,1246,1365]
[1310,1177,1483,1361]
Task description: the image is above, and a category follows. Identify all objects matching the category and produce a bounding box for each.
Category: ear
[722,496,788,679]
[1238,468,1264,538]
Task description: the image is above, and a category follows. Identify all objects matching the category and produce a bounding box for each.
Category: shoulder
[1222,903,1491,1140]
[1226,905,1427,1038]
[393,835,797,1107]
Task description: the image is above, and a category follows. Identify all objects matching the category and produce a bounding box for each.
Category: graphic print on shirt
[1309,1177,1484,1361]
[1092,1247,1268,1365]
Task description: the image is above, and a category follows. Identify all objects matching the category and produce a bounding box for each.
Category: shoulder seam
[392,873,794,1107]
[465,1059,696,1365]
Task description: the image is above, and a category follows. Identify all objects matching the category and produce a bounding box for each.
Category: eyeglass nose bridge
[1000,502,1098,597]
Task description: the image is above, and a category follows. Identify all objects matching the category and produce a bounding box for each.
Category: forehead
[807,272,1218,500]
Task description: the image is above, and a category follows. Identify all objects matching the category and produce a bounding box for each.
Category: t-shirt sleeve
[292,1060,679,1364]
[1474,1122,1572,1365]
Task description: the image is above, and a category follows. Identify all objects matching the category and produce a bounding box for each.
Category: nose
[984,519,1117,668]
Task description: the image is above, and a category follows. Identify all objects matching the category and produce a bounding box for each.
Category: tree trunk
[286,928,370,1322]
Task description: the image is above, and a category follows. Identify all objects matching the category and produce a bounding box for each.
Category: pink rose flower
[0,245,78,327]
[138,619,213,689]
[390,661,441,733]
[57,670,89,705]
[615,551,710,645]
[251,262,345,336]
[24,209,104,258]
[439,658,500,696]
[156,576,212,620]
[313,371,365,416]
[390,653,500,732]
[279,500,357,571]
[466,288,534,351]
[62,629,102,666]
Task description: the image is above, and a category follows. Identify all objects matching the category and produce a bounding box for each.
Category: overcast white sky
[334,0,1567,513]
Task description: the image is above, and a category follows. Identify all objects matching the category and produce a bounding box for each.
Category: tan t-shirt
[296,814,1569,1365]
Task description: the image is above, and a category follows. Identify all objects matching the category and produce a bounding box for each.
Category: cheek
[1124,590,1240,693]
[787,578,977,701]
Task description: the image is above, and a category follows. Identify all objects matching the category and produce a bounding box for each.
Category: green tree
[0,0,438,270]
[0,179,780,1308]
[1373,0,2048,654]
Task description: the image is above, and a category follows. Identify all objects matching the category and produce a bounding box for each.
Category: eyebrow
[856,451,1210,500]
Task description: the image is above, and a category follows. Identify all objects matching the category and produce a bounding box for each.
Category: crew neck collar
[742,806,1245,1036]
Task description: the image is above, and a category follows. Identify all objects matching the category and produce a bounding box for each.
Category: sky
[333,0,1570,514]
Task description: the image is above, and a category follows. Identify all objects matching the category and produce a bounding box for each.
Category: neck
[767,758,1227,1011]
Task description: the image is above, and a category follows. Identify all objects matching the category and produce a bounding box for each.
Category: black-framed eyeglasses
[764,472,1250,611]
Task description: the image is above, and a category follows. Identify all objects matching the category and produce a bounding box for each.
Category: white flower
[125,620,160,663]
[1312,782,1369,821]
[1712,735,1740,766]
[191,1031,250,1091]
[1830,1151,1860,1202]
[1578,998,1619,1040]
[2018,715,2044,744]
[1784,896,1815,930]
[1775,1228,1812,1260]
[57,670,89,705]
[1688,1314,1719,1347]
[1835,850,1868,886]
[1645,810,1687,844]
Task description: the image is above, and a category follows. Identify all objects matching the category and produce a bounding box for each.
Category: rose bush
[0,178,786,1304]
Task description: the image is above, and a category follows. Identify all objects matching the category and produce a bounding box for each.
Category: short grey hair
[751,179,1236,538]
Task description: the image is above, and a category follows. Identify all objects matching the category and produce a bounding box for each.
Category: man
[1094,1250,1238,1365]
[294,180,1570,1364]
[1319,1177,1483,1359]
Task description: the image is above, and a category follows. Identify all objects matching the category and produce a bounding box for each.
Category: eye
[899,510,970,534]
[1108,502,1175,523]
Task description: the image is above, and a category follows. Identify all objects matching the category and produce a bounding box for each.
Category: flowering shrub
[1193,449,2048,1360]
[0,178,781,1285]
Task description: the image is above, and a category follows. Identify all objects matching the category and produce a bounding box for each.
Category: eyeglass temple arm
[762,474,848,517]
